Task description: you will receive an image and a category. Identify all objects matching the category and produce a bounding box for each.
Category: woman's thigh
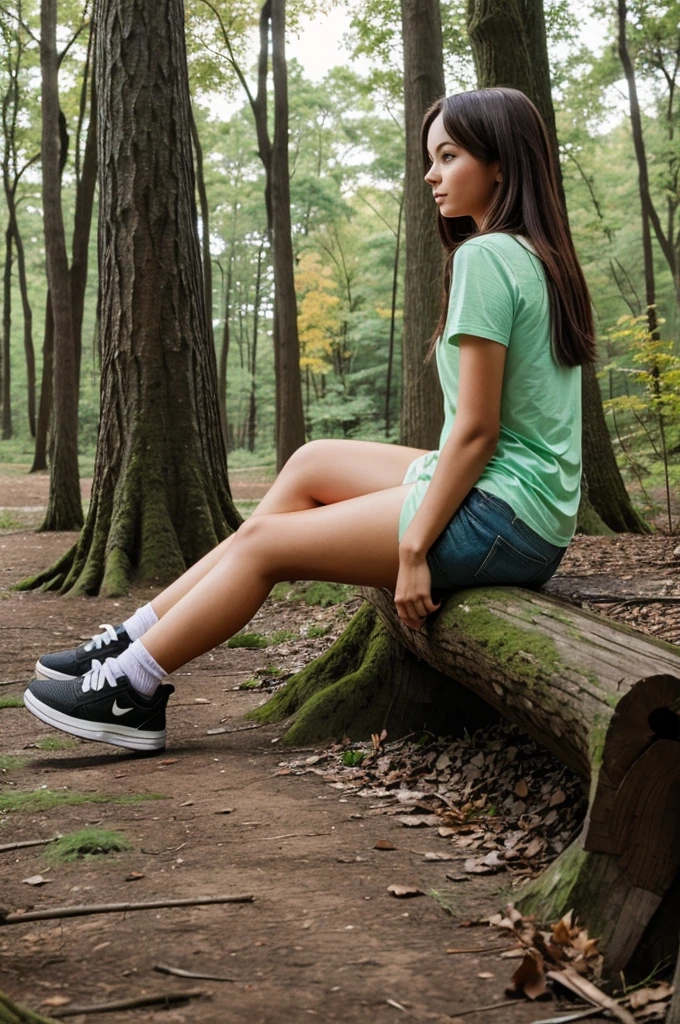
[241,483,413,589]
[253,439,428,515]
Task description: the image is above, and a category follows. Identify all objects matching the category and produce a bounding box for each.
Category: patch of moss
[268,629,297,645]
[306,623,333,639]
[437,588,565,686]
[34,736,80,751]
[269,582,302,602]
[226,632,268,649]
[45,827,132,864]
[0,695,24,709]
[341,750,364,767]
[0,788,166,814]
[303,582,356,608]
[0,755,26,773]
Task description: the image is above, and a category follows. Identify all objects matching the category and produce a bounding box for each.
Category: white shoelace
[84,623,118,653]
[80,658,120,693]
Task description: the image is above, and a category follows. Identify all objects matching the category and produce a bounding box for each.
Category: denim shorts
[426,487,568,595]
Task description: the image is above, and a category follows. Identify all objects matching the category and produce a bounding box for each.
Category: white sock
[122,602,158,642]
[108,639,166,696]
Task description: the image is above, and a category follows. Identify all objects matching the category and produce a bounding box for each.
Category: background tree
[39,0,82,531]
[399,0,445,449]
[21,0,240,594]
[467,0,650,536]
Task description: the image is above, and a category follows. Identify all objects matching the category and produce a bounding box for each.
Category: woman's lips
[434,195,447,204]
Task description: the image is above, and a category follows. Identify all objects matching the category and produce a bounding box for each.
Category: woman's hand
[394,547,441,631]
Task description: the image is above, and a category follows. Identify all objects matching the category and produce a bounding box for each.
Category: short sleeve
[444,240,517,348]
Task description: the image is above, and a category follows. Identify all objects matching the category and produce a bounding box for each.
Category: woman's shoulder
[459,232,534,257]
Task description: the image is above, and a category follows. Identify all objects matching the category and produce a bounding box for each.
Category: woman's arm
[395,334,506,628]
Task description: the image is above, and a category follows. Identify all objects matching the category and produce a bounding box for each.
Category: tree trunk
[467,0,649,537]
[12,214,36,437]
[399,0,445,449]
[39,0,83,531]
[1,221,12,440]
[363,582,680,977]
[30,292,53,474]
[385,195,403,437]
[190,105,214,353]
[247,243,264,452]
[270,0,305,470]
[70,54,98,391]
[20,0,240,596]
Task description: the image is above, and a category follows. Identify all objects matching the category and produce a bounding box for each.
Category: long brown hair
[422,87,596,367]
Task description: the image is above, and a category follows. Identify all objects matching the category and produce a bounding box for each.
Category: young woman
[24,87,596,752]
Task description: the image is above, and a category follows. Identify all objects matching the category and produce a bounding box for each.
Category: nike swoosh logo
[112,700,133,717]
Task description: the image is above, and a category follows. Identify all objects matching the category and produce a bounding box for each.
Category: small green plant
[264,664,283,677]
[0,511,23,529]
[268,629,297,645]
[303,582,354,607]
[45,828,132,864]
[35,736,79,751]
[0,755,26,773]
[269,582,300,602]
[0,788,166,814]
[237,678,262,690]
[0,696,24,709]
[306,623,333,638]
[341,750,365,767]
[226,632,268,649]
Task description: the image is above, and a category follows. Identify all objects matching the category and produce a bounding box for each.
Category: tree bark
[467,0,649,536]
[190,105,215,354]
[1,221,12,440]
[70,48,98,392]
[247,243,264,452]
[270,0,305,470]
[12,212,36,437]
[39,0,83,531]
[364,582,680,976]
[399,0,445,449]
[30,292,53,474]
[20,0,240,595]
[385,195,403,438]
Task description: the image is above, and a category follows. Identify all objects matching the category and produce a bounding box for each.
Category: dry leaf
[514,779,529,798]
[374,840,396,851]
[387,884,422,898]
[22,875,50,886]
[546,967,636,1024]
[550,789,566,807]
[41,995,72,1007]
[125,872,145,882]
[506,952,548,1000]
[630,984,674,1009]
[423,851,456,861]
[397,814,440,828]
[159,758,179,765]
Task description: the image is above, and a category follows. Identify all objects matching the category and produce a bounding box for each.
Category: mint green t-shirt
[399,232,582,548]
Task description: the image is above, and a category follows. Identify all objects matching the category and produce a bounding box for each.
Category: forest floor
[1,465,679,1024]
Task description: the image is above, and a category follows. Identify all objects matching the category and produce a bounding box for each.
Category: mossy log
[364,583,680,976]
[247,602,496,746]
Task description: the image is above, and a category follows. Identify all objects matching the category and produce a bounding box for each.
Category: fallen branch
[260,832,332,840]
[154,963,237,982]
[0,837,60,854]
[0,893,254,925]
[584,595,680,606]
[48,990,205,1018]
[446,944,517,955]
[0,679,25,687]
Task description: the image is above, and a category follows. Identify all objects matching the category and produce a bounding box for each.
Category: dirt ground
[1,468,678,1024]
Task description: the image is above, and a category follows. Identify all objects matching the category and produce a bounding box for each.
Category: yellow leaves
[295,251,342,375]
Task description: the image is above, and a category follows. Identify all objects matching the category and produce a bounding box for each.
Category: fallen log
[362,583,680,977]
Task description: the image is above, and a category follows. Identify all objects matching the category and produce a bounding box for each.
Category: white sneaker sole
[35,660,75,682]
[23,690,166,752]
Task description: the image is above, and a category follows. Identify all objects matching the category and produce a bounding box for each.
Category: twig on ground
[444,999,523,1018]
[584,595,680,606]
[0,837,60,854]
[0,894,254,925]
[48,989,206,1017]
[0,679,25,686]
[445,944,516,955]
[260,832,333,840]
[0,990,60,1023]
[154,963,237,982]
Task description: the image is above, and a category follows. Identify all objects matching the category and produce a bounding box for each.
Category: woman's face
[424,112,501,226]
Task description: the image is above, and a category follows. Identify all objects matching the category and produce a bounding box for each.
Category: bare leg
[143,484,411,674]
[151,439,426,617]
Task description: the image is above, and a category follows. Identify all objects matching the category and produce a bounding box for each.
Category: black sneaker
[24,661,173,752]
[35,623,133,682]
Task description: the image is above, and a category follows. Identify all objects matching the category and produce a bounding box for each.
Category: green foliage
[226,631,268,649]
[0,511,23,529]
[45,828,133,864]
[341,749,365,766]
[237,677,262,689]
[306,623,333,638]
[268,629,297,644]
[0,755,25,772]
[0,788,166,814]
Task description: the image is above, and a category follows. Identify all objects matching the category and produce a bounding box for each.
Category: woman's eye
[443,153,455,162]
